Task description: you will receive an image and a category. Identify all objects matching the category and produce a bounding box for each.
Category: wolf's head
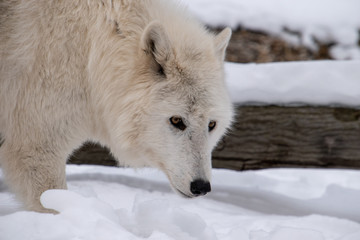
[129,21,233,197]
[90,15,232,196]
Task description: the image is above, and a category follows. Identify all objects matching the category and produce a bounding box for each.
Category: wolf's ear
[141,21,171,76]
[214,27,232,61]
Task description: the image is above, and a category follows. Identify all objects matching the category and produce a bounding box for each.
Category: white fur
[0,0,233,212]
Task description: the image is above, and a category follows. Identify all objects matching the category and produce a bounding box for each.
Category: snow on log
[226,60,360,107]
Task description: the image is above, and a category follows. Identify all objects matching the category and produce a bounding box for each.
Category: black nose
[190,179,211,196]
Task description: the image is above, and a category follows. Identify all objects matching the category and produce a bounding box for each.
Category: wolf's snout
[190,179,211,196]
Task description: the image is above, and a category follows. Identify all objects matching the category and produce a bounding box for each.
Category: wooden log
[68,105,360,171]
[69,143,117,167]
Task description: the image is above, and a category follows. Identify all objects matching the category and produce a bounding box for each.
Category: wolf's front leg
[0,141,67,213]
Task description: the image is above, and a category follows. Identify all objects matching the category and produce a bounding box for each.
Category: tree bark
[68,105,360,171]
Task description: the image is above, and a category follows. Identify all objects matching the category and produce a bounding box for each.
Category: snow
[0,165,360,239]
[181,0,360,59]
[225,60,360,107]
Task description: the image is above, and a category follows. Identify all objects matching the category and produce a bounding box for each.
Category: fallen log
[68,105,360,171]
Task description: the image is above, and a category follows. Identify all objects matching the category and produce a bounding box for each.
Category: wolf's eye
[208,121,216,132]
[170,116,186,131]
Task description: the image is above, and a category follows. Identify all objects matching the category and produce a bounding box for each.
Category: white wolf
[0,0,233,212]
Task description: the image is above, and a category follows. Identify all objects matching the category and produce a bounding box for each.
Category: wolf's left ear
[141,21,171,76]
[214,27,232,61]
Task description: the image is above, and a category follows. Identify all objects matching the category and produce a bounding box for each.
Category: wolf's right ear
[140,21,171,76]
[214,27,232,61]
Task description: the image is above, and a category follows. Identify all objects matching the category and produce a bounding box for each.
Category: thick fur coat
[0,0,233,212]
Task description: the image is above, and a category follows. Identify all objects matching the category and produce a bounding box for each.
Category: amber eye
[170,116,186,131]
[208,120,216,132]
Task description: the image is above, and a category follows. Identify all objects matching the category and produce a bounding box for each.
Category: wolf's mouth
[174,188,194,198]
[164,172,197,198]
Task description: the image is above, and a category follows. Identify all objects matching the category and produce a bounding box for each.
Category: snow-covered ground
[181,0,360,60]
[1,165,360,240]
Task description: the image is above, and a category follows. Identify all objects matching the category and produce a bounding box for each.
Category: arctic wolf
[0,0,233,212]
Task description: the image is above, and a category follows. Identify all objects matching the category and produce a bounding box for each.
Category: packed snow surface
[181,0,360,59]
[0,165,360,240]
[225,60,360,107]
